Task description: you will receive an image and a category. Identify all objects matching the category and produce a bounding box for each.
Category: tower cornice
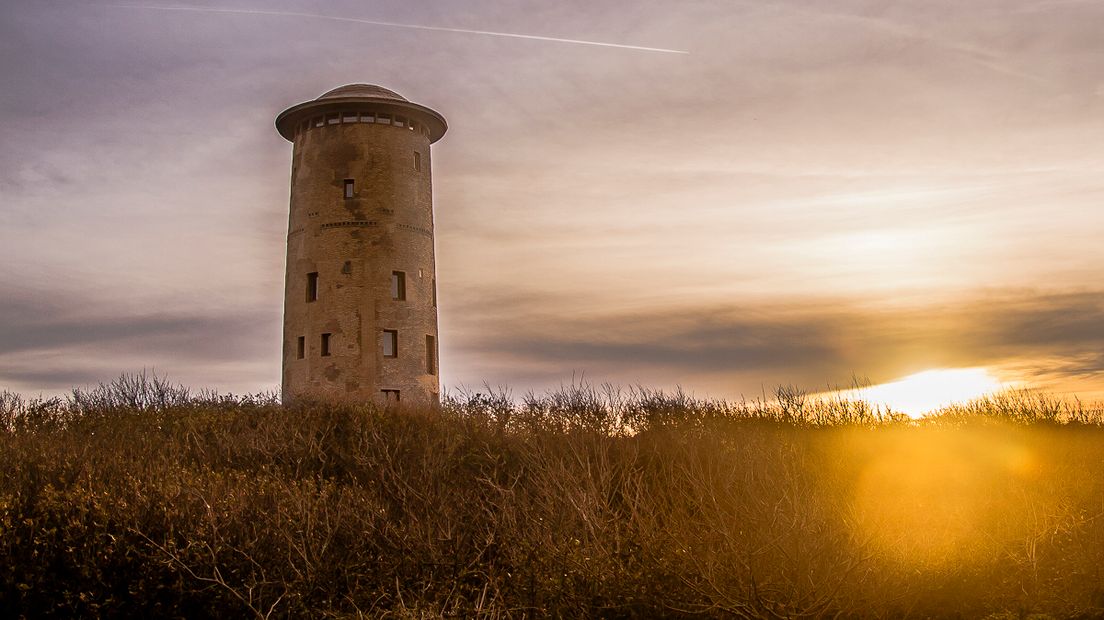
[275,85,447,143]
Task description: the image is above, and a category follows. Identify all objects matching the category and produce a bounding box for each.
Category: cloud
[7,285,1100,399]
[0,366,121,390]
[2,0,1103,400]
[751,0,1051,84]
[0,288,279,393]
[105,5,688,54]
[0,289,276,357]
[473,315,839,373]
[442,288,1104,396]
[968,291,1104,350]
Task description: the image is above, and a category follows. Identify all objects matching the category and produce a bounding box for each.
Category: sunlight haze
[1,0,1101,402]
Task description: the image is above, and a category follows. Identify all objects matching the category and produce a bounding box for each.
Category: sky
[1,0,1102,402]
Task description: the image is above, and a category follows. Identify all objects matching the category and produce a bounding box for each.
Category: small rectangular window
[343,179,354,199]
[342,112,357,123]
[313,116,324,128]
[377,114,392,125]
[321,333,332,357]
[381,329,397,358]
[382,389,400,403]
[426,335,436,375]
[306,272,319,302]
[326,113,339,125]
[413,151,421,171]
[391,271,406,301]
[360,112,374,123]
[395,117,406,128]
[296,336,305,359]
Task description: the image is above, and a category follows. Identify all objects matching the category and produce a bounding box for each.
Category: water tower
[275,84,447,404]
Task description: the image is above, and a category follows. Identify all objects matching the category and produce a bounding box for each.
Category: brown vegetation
[2,375,1104,618]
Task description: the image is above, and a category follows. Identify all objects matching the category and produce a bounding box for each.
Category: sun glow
[844,368,1005,418]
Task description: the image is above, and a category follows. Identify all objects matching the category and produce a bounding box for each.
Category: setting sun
[842,368,1006,418]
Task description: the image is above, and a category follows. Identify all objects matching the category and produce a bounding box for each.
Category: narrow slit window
[382,389,400,403]
[413,151,421,171]
[306,272,319,302]
[381,330,398,358]
[432,278,437,307]
[343,179,354,199]
[391,271,406,301]
[296,336,305,359]
[320,333,332,357]
[426,335,436,375]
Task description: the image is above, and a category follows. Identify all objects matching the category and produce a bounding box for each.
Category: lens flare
[848,426,1040,569]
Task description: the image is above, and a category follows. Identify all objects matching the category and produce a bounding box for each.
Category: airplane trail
[106,5,690,55]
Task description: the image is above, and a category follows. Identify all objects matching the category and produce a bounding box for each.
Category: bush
[1,375,1103,617]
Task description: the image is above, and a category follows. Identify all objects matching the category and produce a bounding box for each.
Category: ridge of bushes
[2,374,1103,617]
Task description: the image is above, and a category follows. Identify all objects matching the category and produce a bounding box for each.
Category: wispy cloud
[105,4,690,54]
[748,0,1051,84]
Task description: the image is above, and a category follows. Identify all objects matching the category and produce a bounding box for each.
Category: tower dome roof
[275,83,447,143]
[318,84,409,102]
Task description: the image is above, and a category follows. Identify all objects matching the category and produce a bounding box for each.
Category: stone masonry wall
[282,116,439,404]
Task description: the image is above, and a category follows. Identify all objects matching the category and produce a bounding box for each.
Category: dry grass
[2,374,1104,618]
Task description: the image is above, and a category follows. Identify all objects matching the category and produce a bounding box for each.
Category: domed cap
[318,84,408,102]
[275,83,447,143]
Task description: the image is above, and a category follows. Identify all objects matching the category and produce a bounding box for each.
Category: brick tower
[275,84,447,404]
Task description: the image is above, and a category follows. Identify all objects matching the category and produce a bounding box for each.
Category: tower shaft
[276,85,447,404]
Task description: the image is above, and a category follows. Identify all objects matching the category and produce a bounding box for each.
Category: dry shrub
[1,375,1103,617]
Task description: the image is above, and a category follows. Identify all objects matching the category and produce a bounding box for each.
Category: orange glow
[850,426,1040,567]
[843,368,1005,418]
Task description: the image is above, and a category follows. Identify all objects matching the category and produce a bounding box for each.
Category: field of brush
[3,375,1104,618]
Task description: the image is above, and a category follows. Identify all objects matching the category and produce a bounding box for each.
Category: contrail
[106,4,690,55]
